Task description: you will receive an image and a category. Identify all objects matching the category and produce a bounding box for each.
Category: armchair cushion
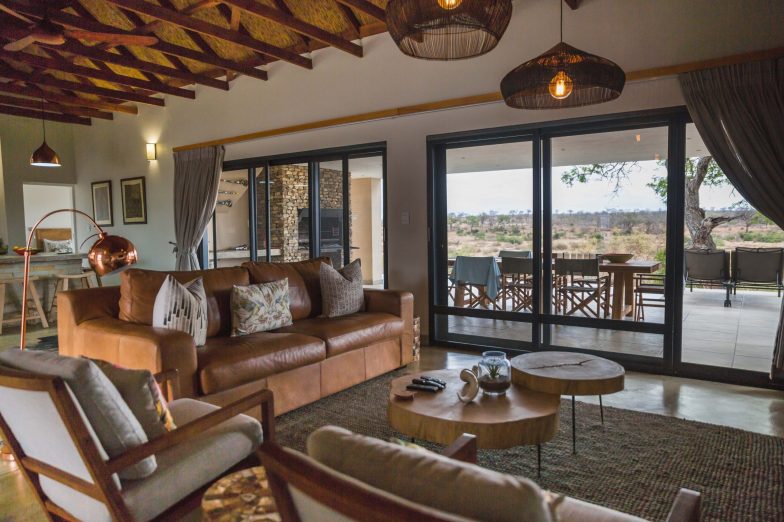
[0,349,156,480]
[41,398,264,522]
[307,426,553,522]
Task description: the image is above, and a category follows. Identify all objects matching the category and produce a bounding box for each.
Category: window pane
[349,155,385,288]
[212,170,250,268]
[270,163,309,262]
[445,141,535,313]
[681,123,783,372]
[551,127,669,324]
[318,159,345,268]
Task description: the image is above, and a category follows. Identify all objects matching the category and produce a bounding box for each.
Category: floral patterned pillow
[231,278,293,336]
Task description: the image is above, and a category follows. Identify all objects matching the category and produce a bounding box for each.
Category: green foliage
[738,231,784,243]
[496,234,523,245]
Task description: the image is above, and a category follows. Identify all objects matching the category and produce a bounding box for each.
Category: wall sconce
[146,143,157,161]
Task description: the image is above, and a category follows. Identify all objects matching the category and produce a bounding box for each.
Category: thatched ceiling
[0,0,388,124]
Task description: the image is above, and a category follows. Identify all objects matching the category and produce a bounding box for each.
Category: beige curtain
[173,146,225,271]
[679,58,784,380]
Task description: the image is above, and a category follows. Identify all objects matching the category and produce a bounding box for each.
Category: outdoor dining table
[600,261,662,320]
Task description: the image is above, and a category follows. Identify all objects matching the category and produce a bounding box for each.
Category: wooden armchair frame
[261,434,478,522]
[0,367,275,522]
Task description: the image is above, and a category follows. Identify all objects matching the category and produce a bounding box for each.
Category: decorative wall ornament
[120,176,147,225]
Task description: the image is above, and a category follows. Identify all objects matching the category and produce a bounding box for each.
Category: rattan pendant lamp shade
[386,0,513,60]
[500,2,625,109]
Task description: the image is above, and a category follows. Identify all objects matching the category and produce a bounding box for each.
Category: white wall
[0,117,77,247]
[23,184,75,233]
[70,0,784,317]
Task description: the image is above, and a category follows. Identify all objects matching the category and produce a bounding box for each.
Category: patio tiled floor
[445,288,779,373]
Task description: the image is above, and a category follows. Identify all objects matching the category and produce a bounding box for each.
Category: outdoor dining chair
[499,257,534,312]
[554,258,610,318]
[727,247,784,306]
[498,250,532,259]
[634,273,666,321]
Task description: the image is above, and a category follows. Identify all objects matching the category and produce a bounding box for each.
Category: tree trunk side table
[202,466,280,522]
[510,352,625,454]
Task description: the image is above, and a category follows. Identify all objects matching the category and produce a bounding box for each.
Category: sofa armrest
[57,287,121,358]
[74,317,198,398]
[364,289,415,365]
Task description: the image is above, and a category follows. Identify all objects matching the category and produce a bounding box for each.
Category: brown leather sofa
[57,258,414,415]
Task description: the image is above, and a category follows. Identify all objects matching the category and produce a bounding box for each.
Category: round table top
[387,369,560,449]
[511,351,625,397]
[202,466,280,522]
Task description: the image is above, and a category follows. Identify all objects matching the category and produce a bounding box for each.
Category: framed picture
[120,176,148,225]
[91,180,113,227]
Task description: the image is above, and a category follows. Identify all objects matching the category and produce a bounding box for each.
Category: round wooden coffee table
[202,466,280,522]
[511,352,625,454]
[388,369,560,474]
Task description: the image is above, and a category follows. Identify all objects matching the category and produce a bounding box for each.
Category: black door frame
[206,142,389,287]
[427,106,782,390]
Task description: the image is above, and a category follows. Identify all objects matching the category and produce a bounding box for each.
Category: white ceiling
[446,124,708,173]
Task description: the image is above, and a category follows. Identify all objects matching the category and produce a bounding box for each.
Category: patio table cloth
[450,256,501,299]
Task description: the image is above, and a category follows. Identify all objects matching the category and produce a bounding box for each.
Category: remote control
[413,378,444,390]
[420,376,447,387]
[406,383,440,393]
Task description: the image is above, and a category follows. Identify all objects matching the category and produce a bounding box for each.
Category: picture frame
[120,176,148,225]
[91,180,113,227]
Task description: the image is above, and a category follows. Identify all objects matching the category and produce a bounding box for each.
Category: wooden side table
[202,466,280,522]
[511,352,625,454]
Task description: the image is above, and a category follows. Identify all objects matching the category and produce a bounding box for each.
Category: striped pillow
[320,259,364,318]
[152,275,208,346]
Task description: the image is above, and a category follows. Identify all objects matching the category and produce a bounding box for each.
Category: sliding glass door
[429,109,689,375]
[208,143,387,287]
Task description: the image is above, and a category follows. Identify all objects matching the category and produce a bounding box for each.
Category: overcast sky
[447,161,742,215]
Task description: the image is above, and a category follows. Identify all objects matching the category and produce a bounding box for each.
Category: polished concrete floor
[1,346,782,521]
[447,288,780,373]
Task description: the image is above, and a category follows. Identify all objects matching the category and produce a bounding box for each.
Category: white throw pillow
[43,238,74,254]
[231,279,293,336]
[320,259,364,318]
[152,275,208,346]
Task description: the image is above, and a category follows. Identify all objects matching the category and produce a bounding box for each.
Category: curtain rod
[173,46,784,153]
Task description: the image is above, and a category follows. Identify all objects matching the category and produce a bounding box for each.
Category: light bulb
[548,70,573,100]
[437,0,462,9]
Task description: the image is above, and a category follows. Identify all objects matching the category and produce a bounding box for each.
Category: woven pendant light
[386,0,513,60]
[500,1,625,109]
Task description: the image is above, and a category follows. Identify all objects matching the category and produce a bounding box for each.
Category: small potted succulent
[477,351,512,395]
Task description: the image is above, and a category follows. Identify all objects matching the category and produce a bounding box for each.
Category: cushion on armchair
[0,350,156,480]
[307,426,554,522]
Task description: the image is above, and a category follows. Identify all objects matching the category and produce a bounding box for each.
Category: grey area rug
[275,369,784,522]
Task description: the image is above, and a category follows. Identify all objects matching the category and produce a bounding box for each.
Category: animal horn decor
[457,368,479,403]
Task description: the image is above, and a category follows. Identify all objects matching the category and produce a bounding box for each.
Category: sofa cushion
[231,279,293,336]
[243,257,331,320]
[198,333,326,395]
[276,312,403,357]
[320,259,364,318]
[307,426,553,522]
[152,275,208,346]
[120,267,249,338]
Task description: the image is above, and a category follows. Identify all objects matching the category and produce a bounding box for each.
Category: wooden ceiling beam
[0,49,196,99]
[564,0,582,9]
[0,64,165,106]
[0,93,113,119]
[0,103,91,125]
[223,0,363,57]
[2,2,263,83]
[104,0,312,69]
[333,0,386,23]
[334,2,362,39]
[0,81,138,114]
